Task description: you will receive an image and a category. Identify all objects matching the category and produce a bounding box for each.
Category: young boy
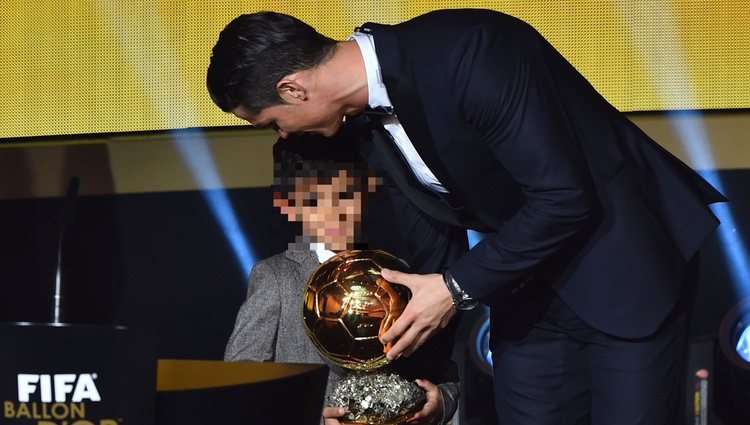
[224,124,459,425]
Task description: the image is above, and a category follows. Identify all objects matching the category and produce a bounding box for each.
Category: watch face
[456,299,478,310]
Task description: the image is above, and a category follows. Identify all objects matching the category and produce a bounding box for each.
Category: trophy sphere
[302,250,411,371]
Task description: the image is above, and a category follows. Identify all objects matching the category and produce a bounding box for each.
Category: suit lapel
[362,23,459,198]
[365,123,470,228]
[359,23,495,231]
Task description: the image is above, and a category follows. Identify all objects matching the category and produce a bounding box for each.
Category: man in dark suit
[206,9,725,424]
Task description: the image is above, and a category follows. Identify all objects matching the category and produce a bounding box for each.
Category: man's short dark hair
[207,11,337,113]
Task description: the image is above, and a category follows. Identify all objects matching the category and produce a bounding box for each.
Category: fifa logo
[16,374,101,403]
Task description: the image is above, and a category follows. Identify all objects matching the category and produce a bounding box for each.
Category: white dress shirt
[351,32,449,194]
[311,243,337,263]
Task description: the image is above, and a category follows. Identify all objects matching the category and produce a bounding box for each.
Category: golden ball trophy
[302,250,427,424]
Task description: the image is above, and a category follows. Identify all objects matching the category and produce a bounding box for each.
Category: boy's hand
[323,406,346,425]
[408,379,445,424]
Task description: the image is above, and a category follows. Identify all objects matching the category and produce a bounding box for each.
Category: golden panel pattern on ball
[302,250,410,371]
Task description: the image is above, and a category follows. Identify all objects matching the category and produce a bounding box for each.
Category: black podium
[1,323,329,425]
[156,359,329,424]
[0,322,157,425]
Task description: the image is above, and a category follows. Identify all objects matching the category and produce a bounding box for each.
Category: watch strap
[442,269,478,310]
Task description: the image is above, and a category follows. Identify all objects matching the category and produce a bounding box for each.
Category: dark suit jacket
[357,9,725,338]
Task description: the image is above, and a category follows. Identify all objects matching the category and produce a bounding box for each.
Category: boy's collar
[311,243,337,263]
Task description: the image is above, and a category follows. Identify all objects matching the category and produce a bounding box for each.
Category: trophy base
[328,369,426,425]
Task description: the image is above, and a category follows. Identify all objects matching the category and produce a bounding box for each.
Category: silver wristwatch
[442,270,478,310]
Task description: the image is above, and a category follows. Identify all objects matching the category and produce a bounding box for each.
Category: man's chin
[301,121,344,138]
[296,130,331,139]
[320,129,339,137]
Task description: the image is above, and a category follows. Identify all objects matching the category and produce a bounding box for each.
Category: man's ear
[277,74,308,103]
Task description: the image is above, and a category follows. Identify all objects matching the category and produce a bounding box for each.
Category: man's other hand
[379,269,455,360]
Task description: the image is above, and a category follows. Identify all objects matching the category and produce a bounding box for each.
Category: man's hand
[379,269,455,360]
[323,406,346,425]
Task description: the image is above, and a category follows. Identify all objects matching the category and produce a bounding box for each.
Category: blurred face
[231,101,345,139]
[274,169,365,251]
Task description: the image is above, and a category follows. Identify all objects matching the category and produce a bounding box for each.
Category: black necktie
[362,105,395,117]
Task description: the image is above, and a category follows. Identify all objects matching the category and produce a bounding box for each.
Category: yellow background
[1,1,748,139]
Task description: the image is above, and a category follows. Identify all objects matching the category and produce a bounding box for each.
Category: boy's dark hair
[272,124,371,198]
[207,11,337,113]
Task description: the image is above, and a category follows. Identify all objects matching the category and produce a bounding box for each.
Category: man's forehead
[230,105,262,125]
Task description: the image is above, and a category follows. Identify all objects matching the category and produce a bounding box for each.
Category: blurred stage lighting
[460,307,498,425]
[469,311,493,376]
[715,298,750,425]
[736,323,750,363]
[719,299,750,370]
